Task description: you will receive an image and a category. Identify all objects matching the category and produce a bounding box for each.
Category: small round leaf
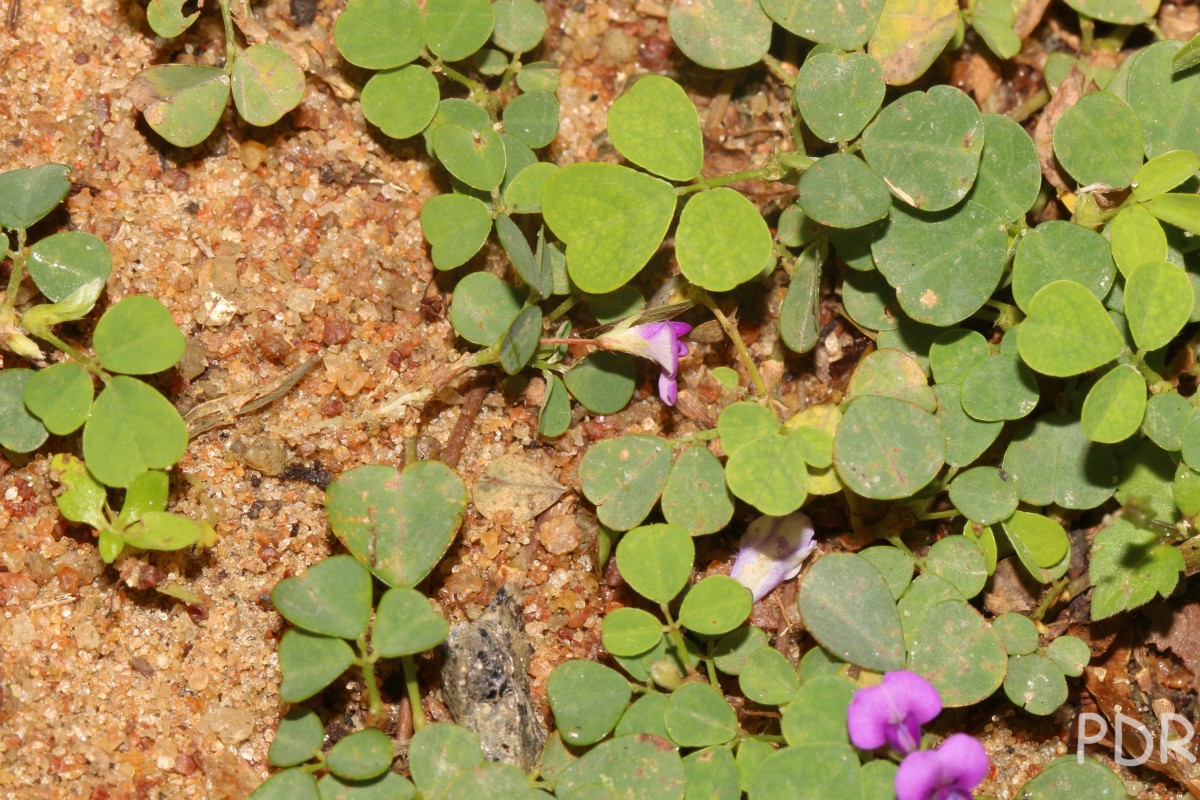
[93,295,185,375]
[547,660,631,746]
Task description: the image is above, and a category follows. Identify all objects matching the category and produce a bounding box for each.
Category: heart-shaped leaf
[272,554,372,639]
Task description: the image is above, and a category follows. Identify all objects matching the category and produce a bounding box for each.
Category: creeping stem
[400,655,426,732]
[697,291,768,397]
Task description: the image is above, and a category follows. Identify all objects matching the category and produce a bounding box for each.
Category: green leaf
[960,354,1039,422]
[373,587,448,657]
[1017,281,1124,377]
[1144,391,1190,451]
[679,575,751,635]
[556,735,685,800]
[409,724,483,799]
[616,692,670,739]
[517,61,559,93]
[965,114,1042,222]
[334,0,424,69]
[1128,41,1200,159]
[1090,517,1184,619]
[739,647,801,706]
[1018,756,1128,798]
[1003,412,1117,509]
[115,469,168,527]
[664,682,737,748]
[1002,511,1069,573]
[846,348,935,412]
[272,555,372,639]
[499,306,542,375]
[607,76,702,181]
[1004,653,1068,715]
[423,0,494,61]
[27,231,111,303]
[682,748,739,800]
[362,65,440,140]
[616,523,694,604]
[798,553,906,672]
[746,744,861,800]
[49,454,106,528]
[862,86,984,209]
[949,467,1018,525]
[325,462,466,588]
[93,295,185,374]
[871,201,1007,326]
[780,244,823,354]
[712,626,768,676]
[1109,205,1167,278]
[867,0,960,85]
[924,535,989,598]
[278,629,356,702]
[432,124,506,191]
[268,707,325,767]
[547,661,631,746]
[122,511,205,551]
[661,446,734,536]
[0,163,71,229]
[842,269,901,332]
[1132,149,1200,200]
[858,545,915,600]
[1053,93,1143,189]
[1064,0,1158,25]
[793,53,885,142]
[443,763,530,800]
[491,0,547,53]
[725,431,810,516]
[1125,260,1193,351]
[1081,365,1146,444]
[668,0,772,69]
[563,351,637,415]
[542,163,676,294]
[496,215,548,298]
[421,193,491,270]
[129,65,229,148]
[1012,221,1115,313]
[907,600,1006,706]
[317,772,415,800]
[834,396,944,500]
[797,154,891,229]
[993,612,1039,655]
[935,384,1003,467]
[327,729,393,781]
[503,162,557,214]
[500,94,558,153]
[676,188,773,292]
[23,362,92,436]
[231,45,305,127]
[249,769,319,800]
[602,607,664,657]
[146,0,199,37]
[1143,192,1200,236]
[718,401,781,455]
[449,272,525,346]
[1046,635,1091,676]
[579,435,673,530]
[82,376,186,487]
[764,0,882,49]
[971,0,1020,58]
[780,674,856,747]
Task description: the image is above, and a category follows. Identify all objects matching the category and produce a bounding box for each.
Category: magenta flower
[847,670,942,755]
[895,733,989,800]
[729,512,816,601]
[598,321,691,405]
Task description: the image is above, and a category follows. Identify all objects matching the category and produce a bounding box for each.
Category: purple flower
[598,321,691,405]
[847,670,942,755]
[895,733,989,800]
[729,512,816,602]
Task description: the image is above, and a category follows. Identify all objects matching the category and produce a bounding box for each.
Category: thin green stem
[1079,13,1095,52]
[671,428,720,447]
[676,153,813,197]
[918,509,962,522]
[539,337,598,346]
[218,0,238,71]
[4,229,26,306]
[1032,576,1070,622]
[659,603,696,674]
[31,329,110,384]
[697,292,767,397]
[1131,349,1173,393]
[760,53,797,87]
[357,639,385,726]
[426,54,489,107]
[546,295,579,323]
[1005,88,1049,125]
[886,533,916,560]
[499,55,521,93]
[401,654,426,732]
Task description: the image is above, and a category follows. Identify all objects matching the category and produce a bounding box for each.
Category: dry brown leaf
[473,454,566,524]
[1033,67,1084,193]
